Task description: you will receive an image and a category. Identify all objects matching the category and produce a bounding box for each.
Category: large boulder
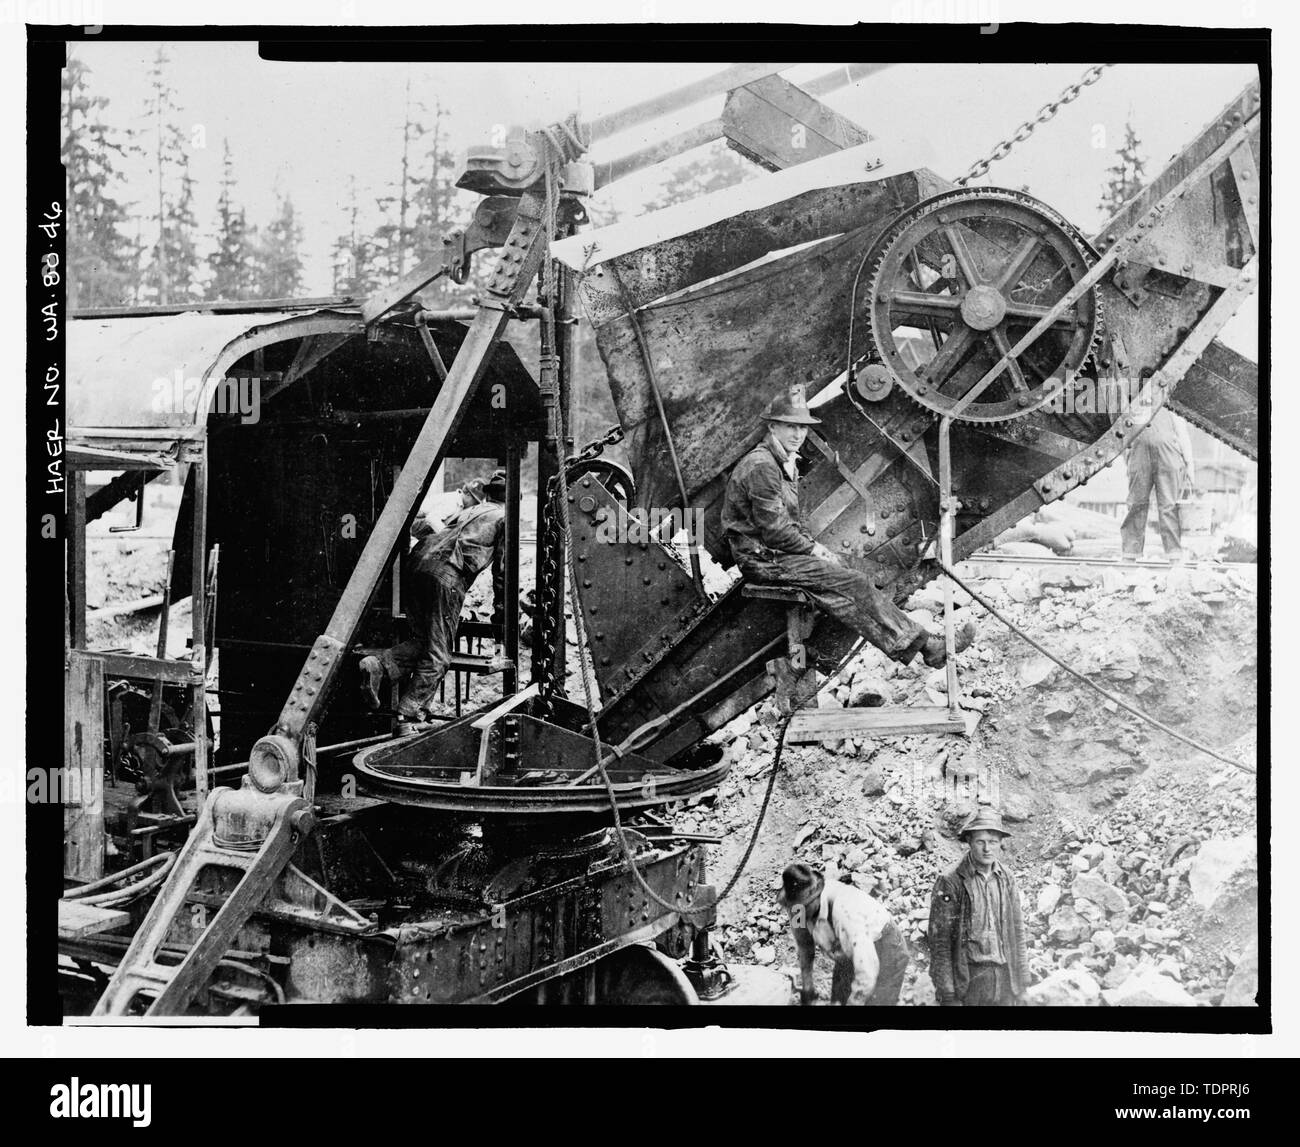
[1223,938,1259,1007]
[1091,928,1117,954]
[1047,906,1090,944]
[1025,967,1101,1007]
[1019,655,1059,689]
[860,764,886,797]
[1073,898,1107,927]
[1102,968,1198,1007]
[1189,836,1257,910]
[1071,873,1129,916]
[848,674,891,708]
[1036,884,1063,917]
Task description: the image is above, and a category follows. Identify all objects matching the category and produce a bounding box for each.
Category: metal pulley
[852,362,895,402]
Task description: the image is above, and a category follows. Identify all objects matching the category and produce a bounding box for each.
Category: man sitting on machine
[721,389,974,669]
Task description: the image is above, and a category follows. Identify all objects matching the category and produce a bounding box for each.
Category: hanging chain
[567,424,625,468]
[957,63,1113,185]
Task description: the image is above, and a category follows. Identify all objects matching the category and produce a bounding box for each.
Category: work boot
[359,655,385,709]
[921,619,978,669]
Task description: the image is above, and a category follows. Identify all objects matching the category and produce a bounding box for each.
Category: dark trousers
[738,550,927,662]
[963,961,1016,1006]
[831,920,911,1006]
[380,567,467,719]
[1121,442,1186,558]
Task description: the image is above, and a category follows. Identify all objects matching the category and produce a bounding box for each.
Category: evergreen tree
[253,191,305,299]
[642,142,755,212]
[62,50,140,309]
[205,139,257,300]
[372,85,471,307]
[142,45,200,304]
[1099,121,1147,218]
[373,77,424,281]
[330,176,384,298]
[412,96,473,308]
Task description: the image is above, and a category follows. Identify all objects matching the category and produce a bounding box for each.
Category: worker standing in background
[1121,404,1196,563]
[360,470,509,730]
[779,862,911,1005]
[928,807,1030,1006]
[722,389,974,669]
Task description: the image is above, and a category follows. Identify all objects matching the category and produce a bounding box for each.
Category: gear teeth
[863,187,1102,424]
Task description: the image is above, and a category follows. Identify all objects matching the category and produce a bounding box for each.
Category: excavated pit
[695,560,1259,1007]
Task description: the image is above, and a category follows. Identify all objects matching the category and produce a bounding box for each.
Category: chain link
[957,64,1113,185]
[566,424,625,470]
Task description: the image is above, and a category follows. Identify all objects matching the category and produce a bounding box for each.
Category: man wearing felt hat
[927,806,1030,1007]
[778,861,910,1006]
[721,387,974,669]
[360,468,509,730]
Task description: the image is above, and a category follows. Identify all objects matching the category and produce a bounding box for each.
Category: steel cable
[937,559,1255,775]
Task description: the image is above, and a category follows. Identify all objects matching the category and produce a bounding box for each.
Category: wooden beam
[69,470,86,649]
[58,899,129,941]
[82,651,198,686]
[787,705,968,742]
[586,63,796,143]
[64,653,105,882]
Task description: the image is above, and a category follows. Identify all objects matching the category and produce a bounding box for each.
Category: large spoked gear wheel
[865,188,1103,423]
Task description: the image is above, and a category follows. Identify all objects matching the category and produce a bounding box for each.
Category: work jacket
[928,853,1030,1003]
[721,438,815,559]
[410,501,506,618]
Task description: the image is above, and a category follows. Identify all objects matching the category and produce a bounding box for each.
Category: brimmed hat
[760,393,822,426]
[483,468,507,499]
[960,807,1011,841]
[779,862,825,908]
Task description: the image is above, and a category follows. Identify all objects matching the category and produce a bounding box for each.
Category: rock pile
[701,560,1258,1007]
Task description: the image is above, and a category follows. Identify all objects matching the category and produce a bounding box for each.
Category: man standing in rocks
[928,807,1030,1006]
[721,389,974,669]
[779,862,910,1005]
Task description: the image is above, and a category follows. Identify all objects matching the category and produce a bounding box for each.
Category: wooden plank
[58,899,130,941]
[64,652,105,882]
[787,705,967,742]
[470,684,540,731]
[70,471,87,649]
[722,73,873,172]
[83,651,197,686]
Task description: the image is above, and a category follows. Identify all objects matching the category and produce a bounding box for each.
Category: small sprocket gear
[863,188,1103,423]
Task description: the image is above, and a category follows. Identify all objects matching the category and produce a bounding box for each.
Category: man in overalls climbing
[360,469,508,730]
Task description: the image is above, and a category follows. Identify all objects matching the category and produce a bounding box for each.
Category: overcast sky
[70,47,1258,352]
